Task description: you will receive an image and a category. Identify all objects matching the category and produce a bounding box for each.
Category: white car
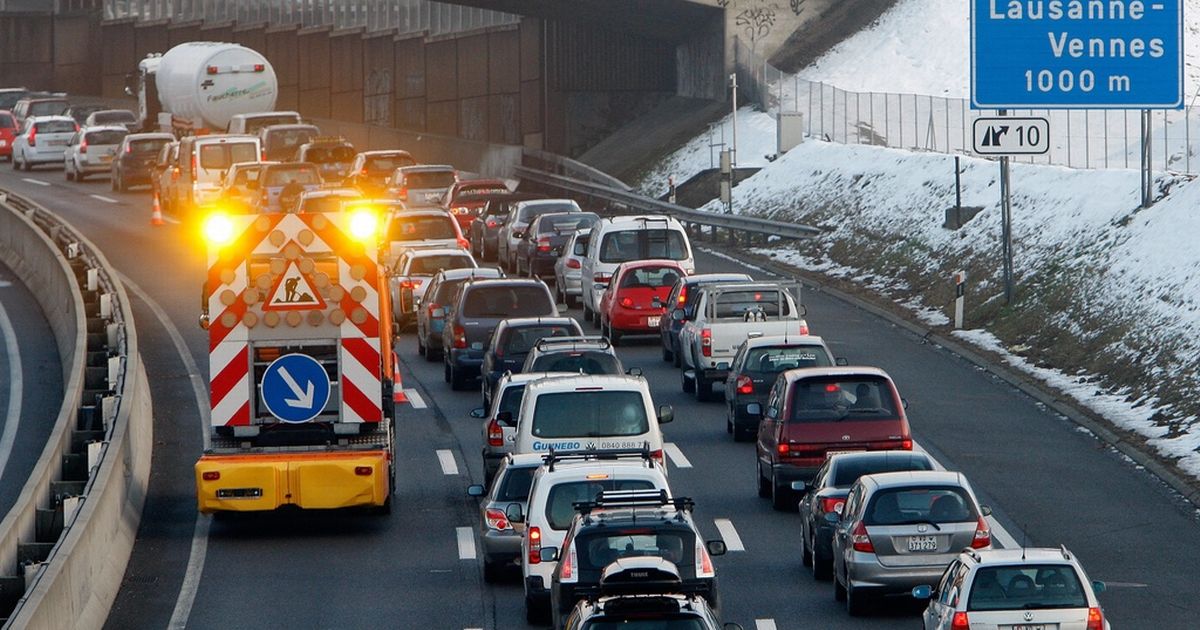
[553,228,591,308]
[517,449,672,624]
[64,125,128,182]
[580,215,694,324]
[913,547,1111,630]
[391,247,477,326]
[10,115,77,171]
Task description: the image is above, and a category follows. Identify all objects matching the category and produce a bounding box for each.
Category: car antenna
[1021,525,1028,561]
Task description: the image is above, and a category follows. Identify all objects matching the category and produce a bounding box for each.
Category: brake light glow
[901,438,913,450]
[355,466,373,476]
[485,508,510,531]
[970,516,991,549]
[486,219,498,228]
[585,473,610,480]
[694,538,715,578]
[850,521,874,553]
[452,324,467,349]
[201,471,220,481]
[398,186,407,200]
[487,419,504,447]
[536,235,552,253]
[777,443,790,455]
[677,286,689,305]
[566,258,581,269]
[619,296,634,308]
[560,543,578,582]
[820,497,845,514]
[206,65,218,75]
[950,612,969,630]
[457,237,470,251]
[650,450,664,466]
[1087,607,1104,630]
[79,137,87,154]
[825,384,839,392]
[400,279,424,289]
[125,144,132,154]
[800,321,810,335]
[701,328,712,357]
[528,526,542,564]
[736,375,753,395]
[26,126,35,147]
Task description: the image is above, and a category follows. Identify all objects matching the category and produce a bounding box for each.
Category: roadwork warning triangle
[263,261,327,311]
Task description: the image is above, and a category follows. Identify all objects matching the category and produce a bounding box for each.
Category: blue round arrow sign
[261,353,331,423]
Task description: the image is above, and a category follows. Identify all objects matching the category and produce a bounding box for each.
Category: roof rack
[573,489,694,516]
[533,335,611,352]
[1059,545,1072,561]
[543,443,653,472]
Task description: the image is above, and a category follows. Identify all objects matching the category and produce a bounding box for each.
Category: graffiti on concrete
[364,67,392,126]
[789,0,808,16]
[717,0,784,52]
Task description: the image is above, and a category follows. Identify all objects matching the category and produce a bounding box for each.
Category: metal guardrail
[513,166,822,241]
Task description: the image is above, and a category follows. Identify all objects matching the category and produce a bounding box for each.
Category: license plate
[647,316,661,328]
[48,140,67,146]
[470,341,484,350]
[825,449,864,459]
[907,535,938,552]
[101,155,113,163]
[1009,626,1050,630]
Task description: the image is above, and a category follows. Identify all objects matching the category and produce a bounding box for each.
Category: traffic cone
[392,352,408,404]
[150,193,165,227]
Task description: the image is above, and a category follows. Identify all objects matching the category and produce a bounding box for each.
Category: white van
[171,134,261,217]
[226,111,302,136]
[580,215,694,324]
[516,449,671,624]
[512,374,672,465]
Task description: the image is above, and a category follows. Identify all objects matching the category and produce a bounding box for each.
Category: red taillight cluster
[1087,607,1104,630]
[79,137,88,154]
[201,471,220,481]
[820,497,845,514]
[619,296,634,308]
[850,521,874,553]
[649,449,664,466]
[485,508,510,531]
[700,328,712,357]
[594,272,611,285]
[736,375,753,395]
[457,237,471,251]
[452,325,468,349]
[26,126,36,147]
[970,516,991,549]
[536,235,552,253]
[398,186,408,200]
[694,538,715,578]
[560,543,576,581]
[400,279,424,290]
[566,258,581,269]
[427,303,442,318]
[950,612,969,630]
[528,526,542,564]
[799,321,810,335]
[486,219,498,228]
[677,286,689,305]
[487,419,504,447]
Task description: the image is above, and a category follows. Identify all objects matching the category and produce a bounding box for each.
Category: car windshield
[744,345,832,375]
[531,390,649,439]
[264,166,321,186]
[305,145,355,163]
[864,486,977,525]
[711,289,791,318]
[405,171,456,189]
[495,465,536,502]
[365,154,416,173]
[600,229,688,263]
[462,286,553,318]
[30,101,68,117]
[578,530,694,572]
[129,138,169,154]
[199,143,258,170]
[388,216,457,241]
[496,384,527,425]
[264,128,317,160]
[517,203,577,223]
[93,111,136,124]
[502,325,577,355]
[831,457,933,487]
[406,255,474,275]
[34,120,76,134]
[528,351,622,375]
[967,565,1089,612]
[619,266,682,289]
[544,479,656,529]
[85,129,127,146]
[789,376,899,422]
[585,620,706,630]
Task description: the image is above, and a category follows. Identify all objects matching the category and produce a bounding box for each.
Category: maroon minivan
[753,367,912,510]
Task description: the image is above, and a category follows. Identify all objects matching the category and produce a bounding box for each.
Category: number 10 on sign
[972,117,1050,156]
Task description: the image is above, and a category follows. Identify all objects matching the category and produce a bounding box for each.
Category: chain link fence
[102,0,516,37]
[735,38,1200,175]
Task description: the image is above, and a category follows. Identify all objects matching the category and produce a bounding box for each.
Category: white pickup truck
[677,282,808,401]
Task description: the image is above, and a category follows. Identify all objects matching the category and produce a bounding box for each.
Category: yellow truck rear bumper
[195,451,391,514]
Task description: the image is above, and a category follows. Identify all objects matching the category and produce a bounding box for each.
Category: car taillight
[457,237,470,251]
[452,324,467,349]
[27,126,35,147]
[701,328,712,357]
[736,375,753,395]
[79,137,87,154]
[594,272,610,285]
[192,154,197,174]
[427,303,442,318]
[650,449,664,466]
[566,258,581,269]
[400,279,424,289]
[528,526,542,564]
[536,235,552,252]
[125,144,132,154]
[950,612,969,630]
[206,65,219,75]
[398,186,407,200]
[820,497,844,514]
[201,471,220,481]
[487,419,504,447]
[799,320,810,335]
[970,516,991,549]
[619,296,634,308]
[777,443,789,455]
[694,538,715,579]
[1087,607,1104,630]
[172,166,180,180]
[485,508,510,531]
[850,521,874,553]
[900,438,912,450]
[677,286,688,305]
[560,543,578,582]
[486,219,498,228]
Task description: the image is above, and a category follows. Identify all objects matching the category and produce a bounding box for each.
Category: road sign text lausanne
[972,0,1183,108]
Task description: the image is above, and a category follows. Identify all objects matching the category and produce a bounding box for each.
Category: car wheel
[22,155,32,171]
[757,461,770,498]
[845,579,869,616]
[771,473,793,511]
[10,155,17,170]
[443,360,451,383]
[726,415,734,435]
[76,168,86,182]
[607,319,622,346]
[834,569,847,602]
[582,304,593,323]
[417,335,426,357]
[449,365,469,391]
[681,369,695,394]
[425,342,442,363]
[812,544,832,580]
[800,525,813,567]
[117,174,128,193]
[110,174,118,191]
[734,423,755,443]
[695,372,713,402]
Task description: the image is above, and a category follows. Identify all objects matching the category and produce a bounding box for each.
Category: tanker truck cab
[175,134,261,219]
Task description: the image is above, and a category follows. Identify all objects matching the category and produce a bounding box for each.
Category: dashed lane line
[437,449,459,476]
[89,194,118,204]
[456,527,476,560]
[664,442,692,468]
[713,518,745,552]
[405,388,427,409]
[20,178,48,187]
[755,620,778,630]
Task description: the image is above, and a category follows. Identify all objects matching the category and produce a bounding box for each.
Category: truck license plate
[647,316,660,327]
[907,535,938,552]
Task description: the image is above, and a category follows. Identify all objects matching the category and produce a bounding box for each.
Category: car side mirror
[470,407,486,419]
[540,547,558,562]
[902,398,909,409]
[556,303,569,313]
[1092,580,1106,594]
[911,585,932,600]
[505,503,524,524]
[626,367,644,377]
[824,511,840,524]
[716,361,730,370]
[980,505,992,517]
[835,357,849,366]
[797,304,808,316]
[671,309,685,321]
[745,403,762,418]
[657,405,673,424]
[467,484,486,497]
[706,540,726,556]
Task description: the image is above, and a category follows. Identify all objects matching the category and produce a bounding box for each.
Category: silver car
[64,125,128,182]
[10,115,77,171]
[386,164,458,208]
[832,470,992,616]
[553,228,591,308]
[471,371,572,481]
[466,453,542,582]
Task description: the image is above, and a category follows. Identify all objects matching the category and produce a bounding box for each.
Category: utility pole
[729,72,738,168]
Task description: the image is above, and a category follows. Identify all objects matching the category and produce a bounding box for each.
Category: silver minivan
[64,125,128,182]
[832,470,992,616]
[11,116,77,171]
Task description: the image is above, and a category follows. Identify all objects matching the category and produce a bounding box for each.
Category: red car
[0,111,16,161]
[441,178,510,230]
[597,259,687,346]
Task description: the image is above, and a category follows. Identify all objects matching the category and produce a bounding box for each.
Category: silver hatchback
[11,115,77,170]
[832,470,992,616]
[467,453,542,582]
[65,125,128,182]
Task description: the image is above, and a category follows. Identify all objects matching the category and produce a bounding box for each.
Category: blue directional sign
[972,0,1183,109]
[261,353,331,424]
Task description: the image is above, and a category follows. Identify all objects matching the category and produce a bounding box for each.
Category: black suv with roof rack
[520,335,627,376]
[562,556,741,630]
[550,490,726,629]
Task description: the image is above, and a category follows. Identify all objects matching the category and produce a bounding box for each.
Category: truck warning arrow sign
[261,353,331,423]
[972,117,1050,155]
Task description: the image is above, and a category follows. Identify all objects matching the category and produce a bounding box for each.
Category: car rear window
[495,465,536,502]
[538,213,595,234]
[405,171,456,189]
[34,120,76,134]
[528,351,621,375]
[30,101,68,117]
[93,111,136,124]
[572,234,591,256]
[455,185,509,201]
[967,565,1088,611]
[199,142,258,170]
[619,266,682,289]
[365,154,416,173]
[502,325,577,355]
[789,376,898,422]
[264,128,317,160]
[544,479,655,530]
[744,345,832,375]
[305,145,355,163]
[711,289,792,318]
[585,620,706,630]
[0,114,15,129]
[263,166,321,186]
[129,138,169,154]
[406,254,474,276]
[85,129,127,146]
[600,229,688,263]
[517,203,577,223]
[243,115,301,134]
[388,215,457,242]
[831,457,933,488]
[300,194,358,214]
[433,279,468,305]
[496,384,527,425]
[531,390,648,439]
[462,285,553,318]
[864,486,977,525]
[577,529,694,572]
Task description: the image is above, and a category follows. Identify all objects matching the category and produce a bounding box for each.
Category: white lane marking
[456,526,476,560]
[121,275,212,630]
[1103,581,1150,588]
[437,449,459,476]
[89,194,118,204]
[405,388,427,409]
[714,518,745,552]
[161,214,181,225]
[664,442,692,468]
[21,178,49,187]
[0,298,24,483]
[912,441,1019,549]
[755,621,778,630]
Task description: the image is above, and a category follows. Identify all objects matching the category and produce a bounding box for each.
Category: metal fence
[735,38,1200,175]
[102,0,517,36]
